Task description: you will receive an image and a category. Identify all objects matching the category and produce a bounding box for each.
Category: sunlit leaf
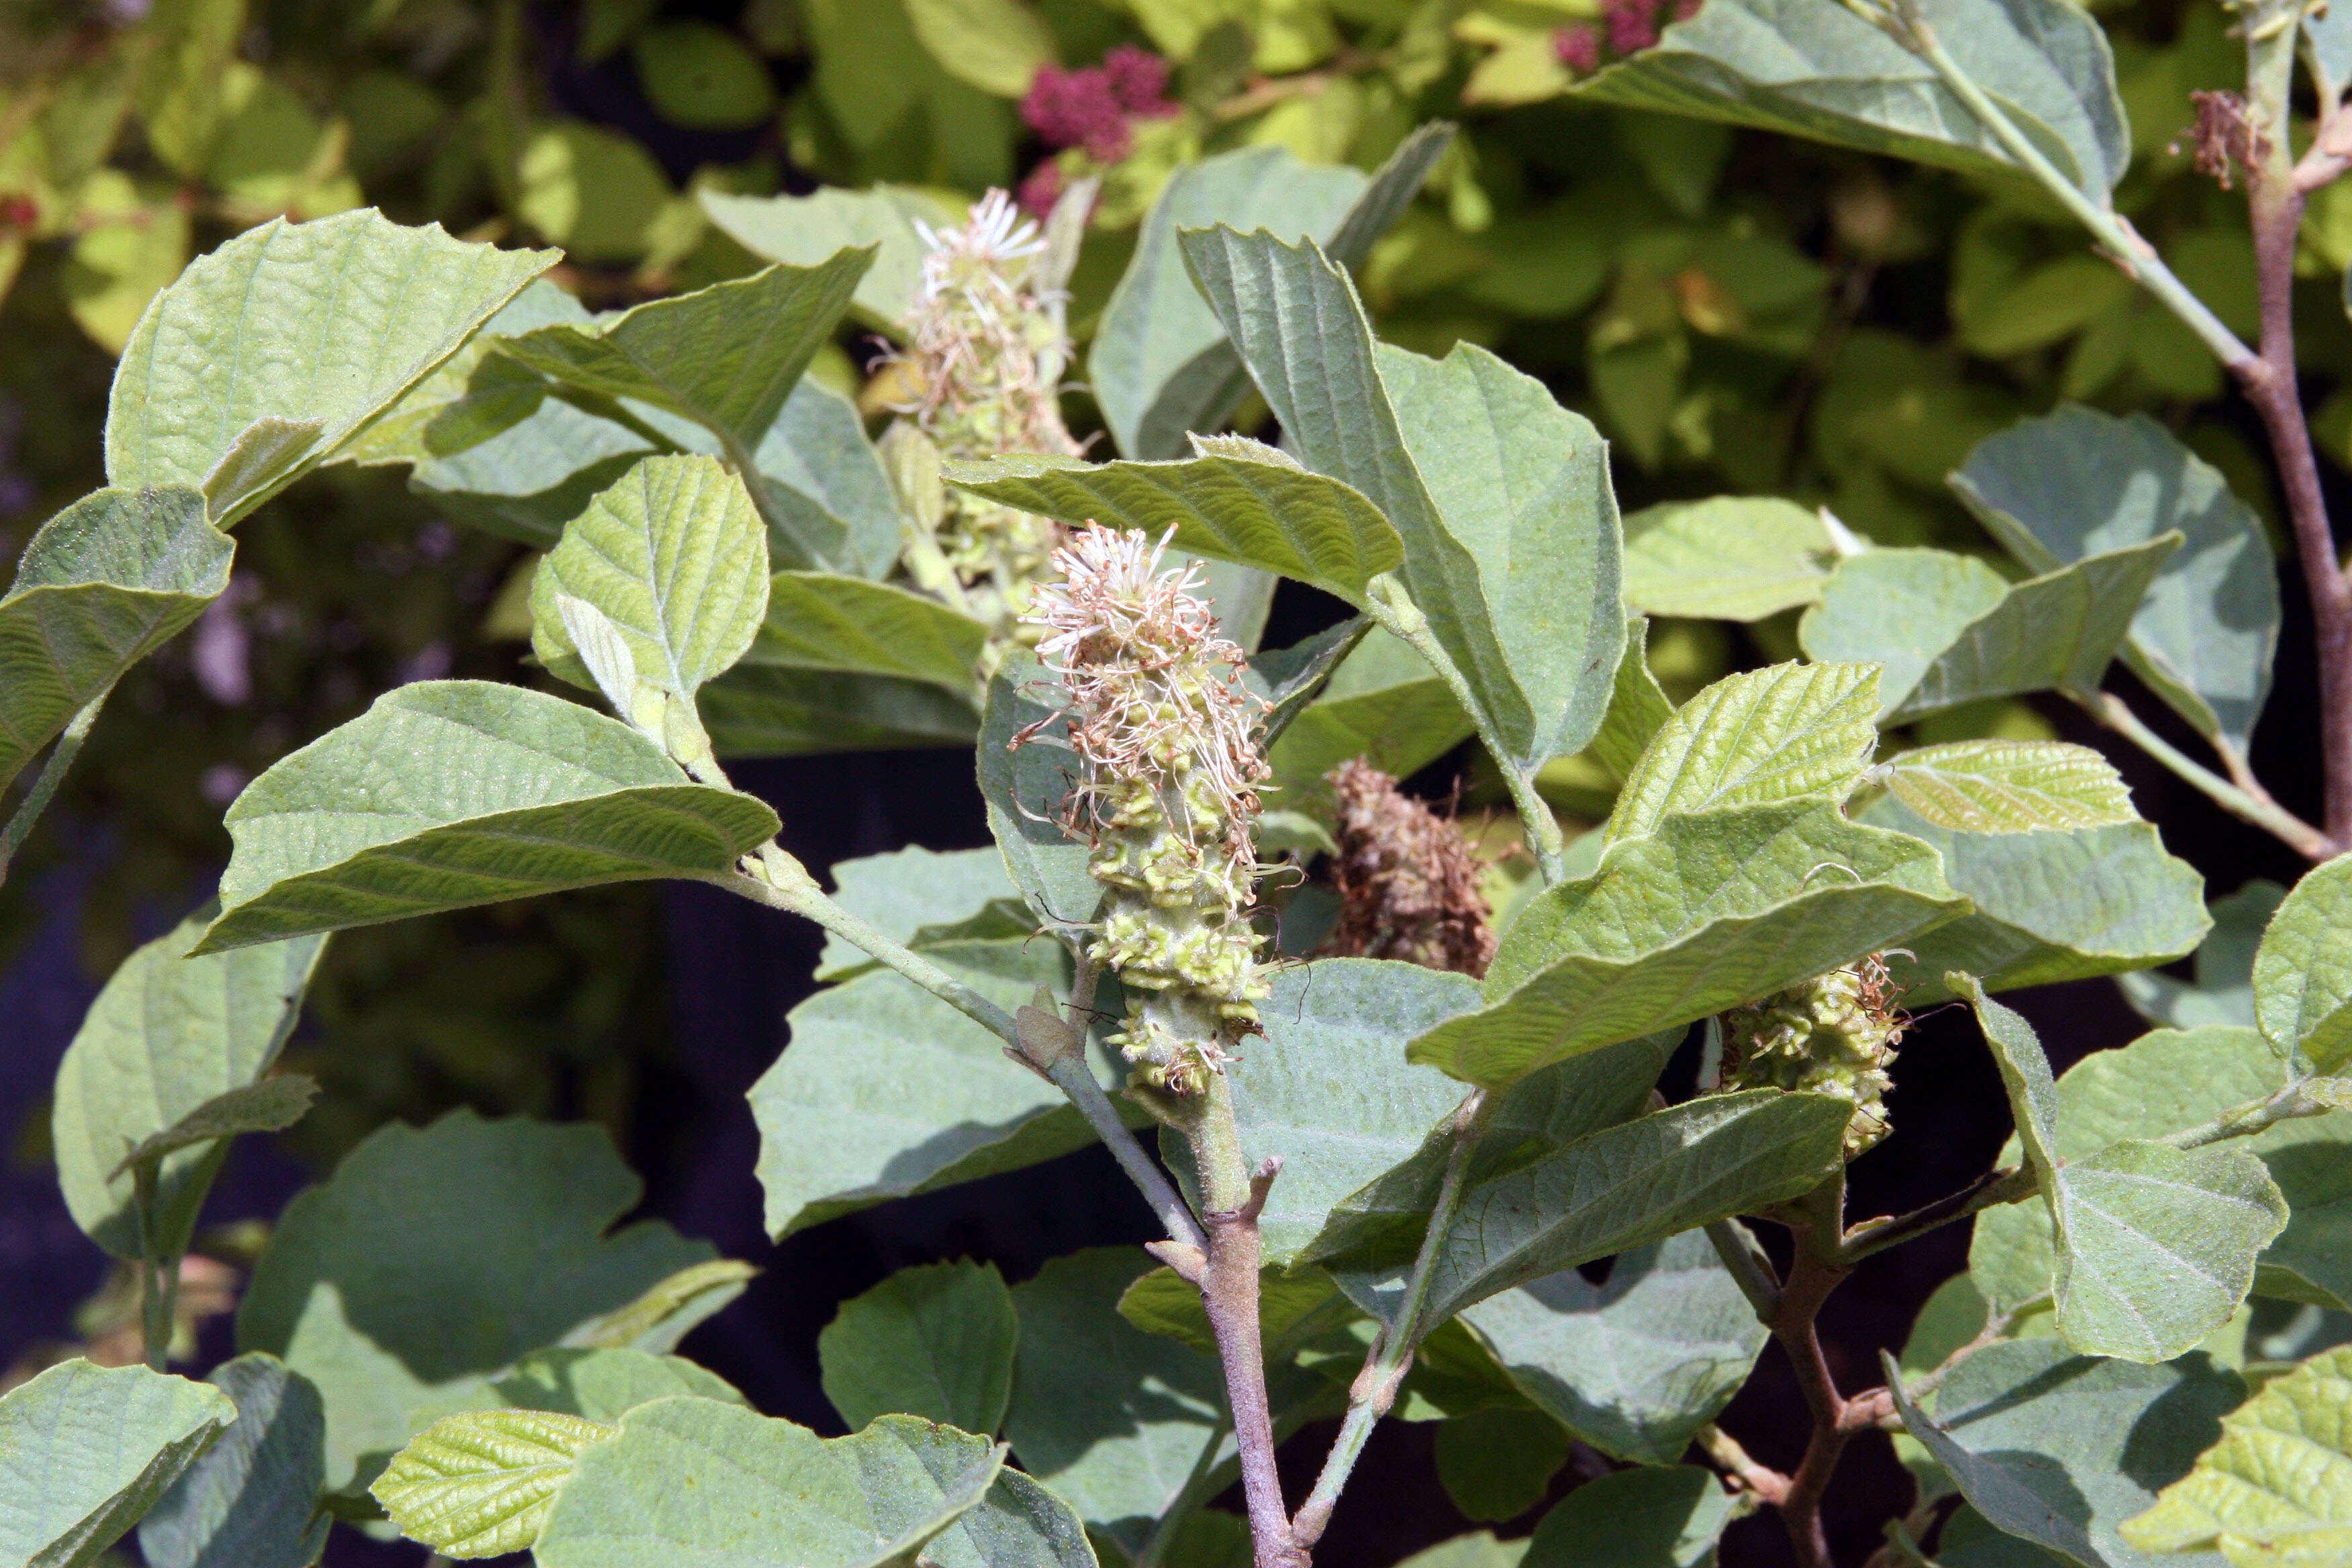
[0,1360,237,1568]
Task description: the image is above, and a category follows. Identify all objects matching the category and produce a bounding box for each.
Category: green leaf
[1221,959,1483,1266]
[536,1402,1071,1568]
[1875,740,2138,833]
[703,665,981,758]
[1861,795,2209,999]
[1410,801,1966,1087]
[1461,1230,1769,1466]
[342,277,587,469]
[1265,627,1473,819]
[1589,618,1676,783]
[199,681,780,952]
[477,1346,748,1422]
[1889,1338,2243,1568]
[2120,881,2284,1032]
[815,846,1020,981]
[1959,980,2288,1362]
[1434,1407,1569,1523]
[820,1261,1018,1436]
[0,485,230,791]
[52,908,326,1261]
[1391,1089,1853,1330]
[1964,1023,2352,1322]
[1606,662,1879,842]
[1573,0,2130,199]
[1245,616,1373,750]
[2122,1344,2352,1561]
[1799,540,2179,722]
[748,571,988,695]
[2253,854,2352,1075]
[558,1261,761,1353]
[138,1355,328,1568]
[1954,407,2280,757]
[633,21,776,128]
[1117,1266,1354,1362]
[107,209,556,523]
[755,377,903,580]
[1520,1465,1736,1568]
[1178,228,1623,772]
[237,1109,720,1490]
[905,0,1057,97]
[945,445,1405,606]
[978,649,1100,930]
[373,1408,614,1559]
[1093,130,1450,460]
[751,938,1092,1236]
[497,252,873,462]
[528,454,770,708]
[699,185,961,337]
[1622,495,1834,621]
[110,1075,318,1179]
[0,1359,238,1568]
[1401,1533,1531,1568]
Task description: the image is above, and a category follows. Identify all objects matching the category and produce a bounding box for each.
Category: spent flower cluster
[1020,528,1271,1095]
[1318,759,1496,978]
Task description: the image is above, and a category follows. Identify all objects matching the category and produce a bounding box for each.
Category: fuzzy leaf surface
[1463,1230,1769,1466]
[1520,1465,1736,1568]
[373,1408,613,1559]
[977,650,1099,930]
[946,450,1404,605]
[528,454,769,701]
[1574,0,2130,198]
[1621,495,1833,621]
[1589,618,1676,783]
[139,1355,328,1568]
[2253,854,2352,1075]
[107,210,556,521]
[1889,1338,2243,1568]
[748,572,989,695]
[814,846,1021,980]
[1606,662,1879,842]
[0,485,230,791]
[1955,406,2279,756]
[1409,801,1966,1087]
[2121,1345,2352,1561]
[754,377,903,579]
[1266,627,1473,819]
[53,907,325,1260]
[700,185,958,334]
[236,1110,719,1490]
[703,666,981,758]
[0,1359,237,1568]
[820,1261,1018,1438]
[2120,881,2284,1031]
[1878,740,2138,833]
[1800,540,2177,721]
[497,253,871,457]
[199,681,779,951]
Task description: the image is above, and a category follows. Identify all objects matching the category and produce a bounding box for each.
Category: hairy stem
[0,693,104,885]
[1291,1089,1488,1550]
[130,1164,175,1373]
[2069,689,2335,861]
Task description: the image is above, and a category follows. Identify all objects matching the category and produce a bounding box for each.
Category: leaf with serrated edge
[1463,1232,1769,1467]
[2253,854,2352,1075]
[1889,1338,2241,1568]
[107,210,556,523]
[2120,880,2283,1031]
[1879,740,2137,832]
[1958,978,2288,1362]
[1622,495,1833,621]
[1573,0,2130,198]
[945,451,1404,606]
[2122,1344,2352,1559]
[820,1261,1018,1436]
[139,1354,329,1568]
[559,1261,760,1353]
[1410,801,1967,1087]
[528,454,769,702]
[373,1409,613,1559]
[1966,1023,2352,1322]
[1799,539,2179,721]
[748,571,989,695]
[1954,406,2280,757]
[497,251,872,459]
[1607,663,1878,842]
[0,1359,238,1568]
[753,938,1094,1237]
[236,1110,719,1491]
[198,681,779,952]
[54,908,325,1261]
[700,184,959,335]
[111,1076,318,1179]
[814,846,1020,981]
[0,485,230,790]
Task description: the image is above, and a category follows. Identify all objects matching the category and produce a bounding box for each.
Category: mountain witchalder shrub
[1021,527,1271,1096]
[1722,957,1904,1157]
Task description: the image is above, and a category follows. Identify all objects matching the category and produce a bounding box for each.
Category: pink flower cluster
[1555,0,1700,75]
[1020,44,1177,163]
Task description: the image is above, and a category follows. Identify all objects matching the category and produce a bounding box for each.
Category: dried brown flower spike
[1318,758,1498,979]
